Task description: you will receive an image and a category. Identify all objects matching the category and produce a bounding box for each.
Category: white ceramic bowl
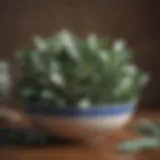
[24,103,136,141]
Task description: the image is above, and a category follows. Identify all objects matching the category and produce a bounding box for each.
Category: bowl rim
[23,102,137,117]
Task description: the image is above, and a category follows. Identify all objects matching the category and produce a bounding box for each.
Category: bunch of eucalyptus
[18,30,148,109]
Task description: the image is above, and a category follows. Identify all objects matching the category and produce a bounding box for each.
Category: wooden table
[0,109,160,160]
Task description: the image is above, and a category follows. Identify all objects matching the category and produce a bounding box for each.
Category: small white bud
[78,99,91,109]
[122,65,138,75]
[114,76,133,96]
[87,34,98,50]
[113,40,126,52]
[50,72,64,86]
[34,36,47,51]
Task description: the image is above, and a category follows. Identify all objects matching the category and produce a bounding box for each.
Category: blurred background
[0,0,159,107]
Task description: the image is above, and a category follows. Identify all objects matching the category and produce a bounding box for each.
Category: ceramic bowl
[23,103,136,141]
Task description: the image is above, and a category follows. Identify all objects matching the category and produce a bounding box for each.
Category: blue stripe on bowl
[23,103,136,117]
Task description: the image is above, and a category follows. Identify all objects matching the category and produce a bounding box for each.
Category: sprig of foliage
[18,30,149,109]
[118,120,160,153]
